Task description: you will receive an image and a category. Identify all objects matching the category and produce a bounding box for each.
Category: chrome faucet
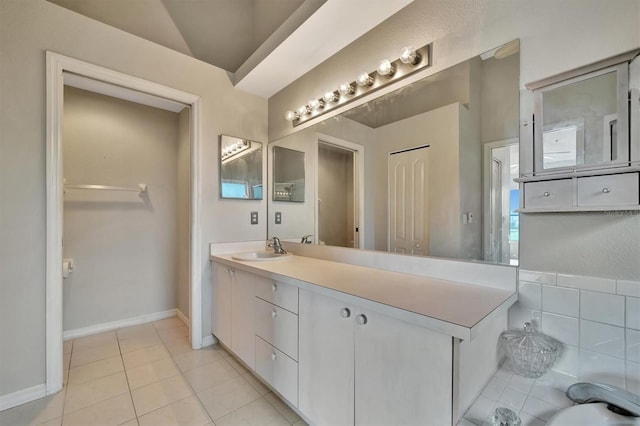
[301,234,313,244]
[566,382,640,417]
[268,237,287,254]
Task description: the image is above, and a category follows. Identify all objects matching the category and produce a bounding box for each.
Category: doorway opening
[315,134,364,248]
[483,139,519,265]
[46,52,202,396]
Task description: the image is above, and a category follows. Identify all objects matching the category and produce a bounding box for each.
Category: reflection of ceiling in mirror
[342,60,472,128]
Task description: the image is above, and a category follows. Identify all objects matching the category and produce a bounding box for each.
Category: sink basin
[231,251,291,261]
[546,403,640,425]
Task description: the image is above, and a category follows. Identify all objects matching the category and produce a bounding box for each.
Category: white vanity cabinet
[211,262,232,346]
[298,288,453,426]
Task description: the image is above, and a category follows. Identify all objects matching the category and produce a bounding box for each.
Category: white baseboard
[202,334,216,347]
[176,309,189,326]
[0,383,47,412]
[63,309,178,340]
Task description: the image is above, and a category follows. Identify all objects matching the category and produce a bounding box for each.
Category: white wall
[0,0,267,398]
[62,87,180,331]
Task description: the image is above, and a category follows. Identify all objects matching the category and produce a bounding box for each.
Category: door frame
[45,52,203,395]
[315,133,364,248]
[482,138,518,263]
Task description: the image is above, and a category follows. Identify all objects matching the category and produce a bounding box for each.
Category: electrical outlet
[275,211,282,224]
[250,211,258,225]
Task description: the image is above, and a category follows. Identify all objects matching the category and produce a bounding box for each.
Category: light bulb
[285,110,299,121]
[323,90,339,103]
[376,59,395,77]
[400,46,420,65]
[356,73,373,87]
[338,82,355,95]
[297,105,311,116]
[309,98,325,110]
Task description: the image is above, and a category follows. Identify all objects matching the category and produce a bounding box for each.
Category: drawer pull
[271,283,278,292]
[602,187,611,193]
[356,314,368,325]
[271,352,277,361]
[543,192,550,197]
[271,309,277,318]
[340,308,351,318]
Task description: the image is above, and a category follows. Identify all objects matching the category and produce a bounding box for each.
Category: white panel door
[211,262,232,346]
[298,289,355,426]
[388,146,430,255]
[354,309,453,425]
[231,269,257,369]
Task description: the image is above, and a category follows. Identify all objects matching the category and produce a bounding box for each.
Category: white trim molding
[45,51,203,398]
[0,384,47,412]
[176,309,189,326]
[62,309,178,340]
[202,334,217,348]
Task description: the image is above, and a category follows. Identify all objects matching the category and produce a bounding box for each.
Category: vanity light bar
[221,139,250,161]
[284,44,431,127]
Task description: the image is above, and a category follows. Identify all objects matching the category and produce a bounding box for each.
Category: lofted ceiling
[46,0,413,97]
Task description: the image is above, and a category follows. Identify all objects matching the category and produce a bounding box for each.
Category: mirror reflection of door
[317,141,358,248]
[483,140,519,265]
[388,145,430,255]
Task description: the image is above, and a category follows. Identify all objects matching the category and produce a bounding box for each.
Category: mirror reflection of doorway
[317,140,359,248]
[483,139,519,265]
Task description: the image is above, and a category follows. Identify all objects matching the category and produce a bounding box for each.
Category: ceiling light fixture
[284,43,431,127]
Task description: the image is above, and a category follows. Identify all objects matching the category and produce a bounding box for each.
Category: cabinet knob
[602,187,611,194]
[271,309,277,318]
[271,283,277,292]
[543,191,550,197]
[340,308,351,318]
[271,352,277,361]
[356,314,368,325]
[415,243,421,248]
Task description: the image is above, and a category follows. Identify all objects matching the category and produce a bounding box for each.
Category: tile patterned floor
[0,317,308,426]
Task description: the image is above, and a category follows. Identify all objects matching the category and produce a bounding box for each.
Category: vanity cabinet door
[299,289,355,426]
[354,310,453,426]
[211,262,232,346]
[231,269,259,369]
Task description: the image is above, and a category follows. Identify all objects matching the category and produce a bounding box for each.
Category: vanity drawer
[255,298,298,360]
[524,179,573,209]
[255,279,298,314]
[255,336,298,406]
[577,173,639,207]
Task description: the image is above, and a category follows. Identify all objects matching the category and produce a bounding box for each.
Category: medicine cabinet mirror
[219,134,263,200]
[272,146,305,202]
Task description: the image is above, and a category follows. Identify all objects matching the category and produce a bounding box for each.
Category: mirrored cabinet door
[219,135,263,199]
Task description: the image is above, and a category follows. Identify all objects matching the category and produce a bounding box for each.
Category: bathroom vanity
[210,248,517,425]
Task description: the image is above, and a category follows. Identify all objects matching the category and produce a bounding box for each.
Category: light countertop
[211,252,516,340]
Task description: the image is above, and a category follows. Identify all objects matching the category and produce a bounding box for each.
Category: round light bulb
[400,46,420,65]
[356,73,373,87]
[309,98,325,110]
[284,110,299,121]
[297,105,310,116]
[338,82,355,95]
[376,59,396,77]
[323,90,339,103]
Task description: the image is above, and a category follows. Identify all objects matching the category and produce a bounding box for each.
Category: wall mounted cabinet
[518,50,640,212]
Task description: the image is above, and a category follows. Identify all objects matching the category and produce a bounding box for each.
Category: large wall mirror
[268,41,520,265]
[220,134,263,200]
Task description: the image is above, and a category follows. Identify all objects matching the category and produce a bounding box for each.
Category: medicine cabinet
[518,50,640,212]
[219,135,263,200]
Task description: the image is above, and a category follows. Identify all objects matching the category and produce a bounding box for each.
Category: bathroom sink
[546,403,640,425]
[231,251,291,262]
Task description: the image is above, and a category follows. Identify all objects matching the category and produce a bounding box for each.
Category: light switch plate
[275,211,282,224]
[250,211,258,224]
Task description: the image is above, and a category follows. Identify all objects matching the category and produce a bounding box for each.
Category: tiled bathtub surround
[510,270,640,393]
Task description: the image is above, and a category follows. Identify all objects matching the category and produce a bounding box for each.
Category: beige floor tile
[64,372,129,414]
[292,419,309,426]
[118,419,138,426]
[116,324,157,340]
[70,341,120,368]
[118,334,162,354]
[0,390,65,426]
[122,344,170,370]
[73,331,117,352]
[160,331,191,347]
[157,325,188,341]
[138,396,210,426]
[241,372,270,396]
[63,340,73,355]
[63,354,71,371]
[67,356,123,385]
[131,375,193,416]
[173,347,225,372]
[224,356,248,374]
[264,392,300,424]
[197,376,260,420]
[152,316,185,330]
[37,416,62,426]
[183,358,240,393]
[126,357,180,390]
[165,338,193,357]
[214,398,289,426]
[61,393,135,426]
